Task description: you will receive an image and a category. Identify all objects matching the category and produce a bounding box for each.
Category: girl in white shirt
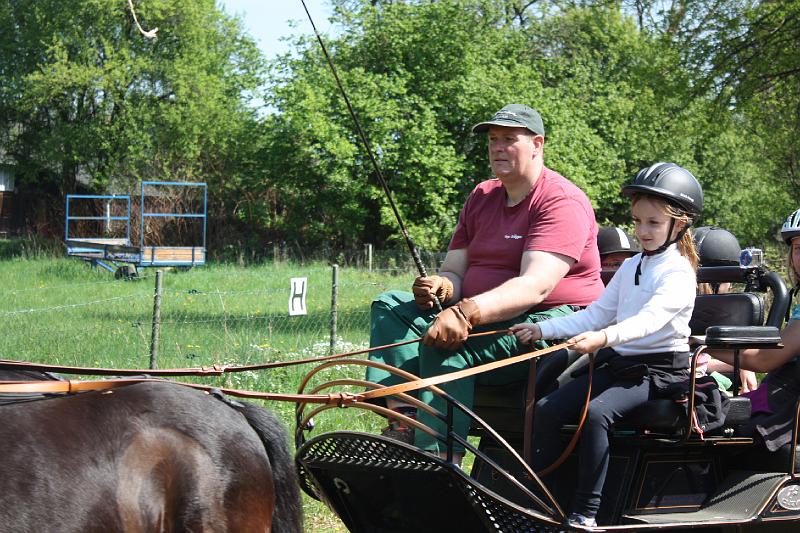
[509,162,703,528]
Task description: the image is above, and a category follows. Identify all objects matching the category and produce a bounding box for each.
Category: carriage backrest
[694,265,791,330]
[689,292,764,335]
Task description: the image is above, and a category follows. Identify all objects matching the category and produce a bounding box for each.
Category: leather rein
[0,330,555,405]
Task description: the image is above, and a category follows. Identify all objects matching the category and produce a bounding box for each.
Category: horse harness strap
[0,340,571,407]
[0,378,363,406]
[359,341,572,401]
[0,330,506,378]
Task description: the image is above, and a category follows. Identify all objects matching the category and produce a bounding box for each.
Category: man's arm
[707,320,800,373]
[470,250,573,323]
[437,248,468,303]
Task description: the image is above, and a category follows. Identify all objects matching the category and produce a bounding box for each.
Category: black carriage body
[298,431,800,532]
[297,266,800,532]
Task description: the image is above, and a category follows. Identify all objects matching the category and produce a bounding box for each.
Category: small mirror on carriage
[739,247,764,268]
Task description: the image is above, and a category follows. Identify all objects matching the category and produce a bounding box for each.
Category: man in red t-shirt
[366,104,604,460]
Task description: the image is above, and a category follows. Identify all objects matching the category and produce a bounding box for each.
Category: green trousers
[365,290,574,453]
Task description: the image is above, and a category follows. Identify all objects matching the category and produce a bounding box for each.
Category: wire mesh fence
[0,259,416,373]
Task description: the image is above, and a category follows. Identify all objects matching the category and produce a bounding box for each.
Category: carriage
[294,263,800,532]
[65,181,207,278]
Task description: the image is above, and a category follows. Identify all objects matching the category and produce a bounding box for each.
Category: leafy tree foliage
[1,0,796,253]
[0,0,264,230]
[257,0,790,248]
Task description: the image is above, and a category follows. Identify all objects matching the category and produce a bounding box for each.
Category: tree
[257,0,764,248]
[0,0,265,233]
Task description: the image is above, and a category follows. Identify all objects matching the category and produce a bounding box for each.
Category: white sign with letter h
[289,277,308,316]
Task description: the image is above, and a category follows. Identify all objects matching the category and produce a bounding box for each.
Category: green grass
[0,256,417,531]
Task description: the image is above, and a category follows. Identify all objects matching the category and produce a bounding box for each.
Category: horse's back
[0,381,300,532]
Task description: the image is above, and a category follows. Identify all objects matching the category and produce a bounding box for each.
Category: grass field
[0,255,417,532]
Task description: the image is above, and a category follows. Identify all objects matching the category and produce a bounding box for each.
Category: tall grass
[0,256,416,532]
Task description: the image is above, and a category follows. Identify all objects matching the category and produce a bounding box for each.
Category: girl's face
[791,237,800,276]
[631,196,685,252]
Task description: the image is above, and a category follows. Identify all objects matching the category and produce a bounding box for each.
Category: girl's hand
[508,322,542,345]
[739,370,758,393]
[567,331,607,354]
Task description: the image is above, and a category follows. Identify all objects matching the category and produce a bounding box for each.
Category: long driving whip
[299,1,442,311]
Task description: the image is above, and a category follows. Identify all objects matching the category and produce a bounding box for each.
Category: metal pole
[330,264,338,355]
[149,269,163,369]
[367,243,373,272]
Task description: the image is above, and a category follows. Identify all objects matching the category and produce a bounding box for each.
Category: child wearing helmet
[706,208,800,470]
[597,226,640,271]
[694,225,743,294]
[784,208,800,296]
[510,162,702,527]
[692,226,759,392]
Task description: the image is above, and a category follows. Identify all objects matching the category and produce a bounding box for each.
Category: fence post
[366,243,373,272]
[330,264,338,355]
[149,269,163,369]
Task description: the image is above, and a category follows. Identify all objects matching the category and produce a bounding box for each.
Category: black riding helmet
[622,162,704,217]
[693,226,741,266]
[597,227,641,257]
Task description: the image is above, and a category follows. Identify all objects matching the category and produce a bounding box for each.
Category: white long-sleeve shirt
[538,244,696,355]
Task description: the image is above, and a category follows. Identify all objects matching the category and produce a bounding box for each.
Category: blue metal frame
[65,194,131,243]
[65,182,207,274]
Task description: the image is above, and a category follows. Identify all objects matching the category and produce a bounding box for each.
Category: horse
[0,370,303,532]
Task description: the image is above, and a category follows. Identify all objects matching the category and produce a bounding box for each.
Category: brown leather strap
[537,351,595,477]
[0,340,571,406]
[523,358,538,464]
[0,330,506,377]
[360,341,572,401]
[1,336,571,416]
[0,378,361,405]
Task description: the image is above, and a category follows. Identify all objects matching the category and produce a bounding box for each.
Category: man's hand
[567,331,607,354]
[422,299,481,350]
[412,276,454,310]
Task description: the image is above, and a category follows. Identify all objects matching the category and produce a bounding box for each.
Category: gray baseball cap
[471,104,545,136]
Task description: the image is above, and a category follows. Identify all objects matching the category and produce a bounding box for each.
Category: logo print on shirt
[504,234,523,240]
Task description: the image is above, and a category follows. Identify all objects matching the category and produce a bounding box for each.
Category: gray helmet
[693,226,741,266]
[781,208,800,245]
[622,163,704,217]
[597,227,640,257]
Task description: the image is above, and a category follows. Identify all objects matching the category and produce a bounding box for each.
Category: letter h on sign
[288,277,308,316]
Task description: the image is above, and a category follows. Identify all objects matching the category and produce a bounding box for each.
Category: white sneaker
[565,513,597,528]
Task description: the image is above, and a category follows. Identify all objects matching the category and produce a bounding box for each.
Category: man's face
[487,126,542,180]
[601,252,635,271]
